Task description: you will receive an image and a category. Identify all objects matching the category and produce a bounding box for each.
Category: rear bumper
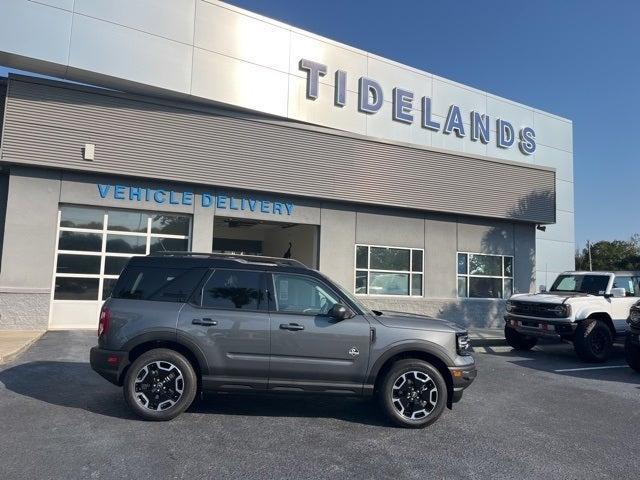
[449,361,477,403]
[90,346,129,386]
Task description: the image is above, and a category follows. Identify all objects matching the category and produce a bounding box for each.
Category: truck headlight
[553,305,571,318]
[456,333,472,356]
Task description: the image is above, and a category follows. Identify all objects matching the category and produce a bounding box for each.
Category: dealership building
[0,0,574,330]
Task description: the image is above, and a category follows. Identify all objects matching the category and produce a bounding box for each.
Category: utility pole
[587,240,593,271]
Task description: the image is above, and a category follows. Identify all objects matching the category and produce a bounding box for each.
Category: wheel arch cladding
[585,312,616,336]
[373,350,454,409]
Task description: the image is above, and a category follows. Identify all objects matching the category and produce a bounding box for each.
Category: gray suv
[90,253,476,428]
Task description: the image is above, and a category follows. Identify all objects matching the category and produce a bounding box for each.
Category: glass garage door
[50,206,191,329]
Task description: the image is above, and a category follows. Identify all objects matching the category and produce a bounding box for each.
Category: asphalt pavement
[0,331,638,479]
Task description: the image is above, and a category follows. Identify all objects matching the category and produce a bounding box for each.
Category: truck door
[609,275,638,333]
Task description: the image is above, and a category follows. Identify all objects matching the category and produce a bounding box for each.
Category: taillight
[98,306,111,337]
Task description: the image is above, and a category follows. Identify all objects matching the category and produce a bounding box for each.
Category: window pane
[102,278,118,300]
[151,214,190,236]
[412,250,423,272]
[54,277,99,300]
[370,247,410,271]
[274,274,339,315]
[60,206,103,230]
[112,267,204,302]
[457,277,468,297]
[106,234,146,254]
[58,231,102,252]
[411,274,423,296]
[469,255,502,276]
[56,254,101,274]
[457,253,468,275]
[369,272,409,296]
[107,210,148,233]
[150,237,189,253]
[104,256,131,275]
[201,269,265,310]
[613,276,635,296]
[356,246,368,269]
[504,257,513,277]
[504,278,513,299]
[469,277,502,298]
[355,271,368,294]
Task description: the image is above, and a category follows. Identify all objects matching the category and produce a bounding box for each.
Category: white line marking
[554,365,630,373]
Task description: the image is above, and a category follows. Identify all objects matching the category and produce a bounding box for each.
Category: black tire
[377,359,447,429]
[573,319,613,363]
[123,348,198,421]
[625,336,640,373]
[504,325,538,351]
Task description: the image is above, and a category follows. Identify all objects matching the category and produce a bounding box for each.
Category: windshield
[550,274,610,296]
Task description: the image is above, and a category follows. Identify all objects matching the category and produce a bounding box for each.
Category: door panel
[268,273,371,394]
[176,269,270,390]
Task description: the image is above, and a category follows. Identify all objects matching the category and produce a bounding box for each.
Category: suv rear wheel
[573,319,612,363]
[123,348,198,421]
[625,336,640,373]
[504,325,538,351]
[378,359,447,428]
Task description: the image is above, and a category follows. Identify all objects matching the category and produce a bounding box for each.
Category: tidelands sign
[299,58,536,155]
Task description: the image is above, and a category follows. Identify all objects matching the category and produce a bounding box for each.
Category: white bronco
[504,271,640,362]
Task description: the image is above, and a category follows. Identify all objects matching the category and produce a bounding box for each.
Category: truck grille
[509,302,560,318]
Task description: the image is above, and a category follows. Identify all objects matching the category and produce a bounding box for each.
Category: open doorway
[212,217,319,268]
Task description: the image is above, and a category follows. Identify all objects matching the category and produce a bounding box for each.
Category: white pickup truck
[504,271,640,362]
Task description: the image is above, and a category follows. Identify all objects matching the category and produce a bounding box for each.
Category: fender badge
[348,347,359,357]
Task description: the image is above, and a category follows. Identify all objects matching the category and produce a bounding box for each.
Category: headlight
[456,333,472,356]
[552,305,570,318]
[506,301,515,313]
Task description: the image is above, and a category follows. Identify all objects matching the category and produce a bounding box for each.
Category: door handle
[280,323,304,331]
[193,318,217,326]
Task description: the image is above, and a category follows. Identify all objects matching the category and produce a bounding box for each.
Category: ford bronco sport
[505,271,639,362]
[90,253,476,428]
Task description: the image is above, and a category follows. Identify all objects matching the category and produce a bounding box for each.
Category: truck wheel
[378,359,447,428]
[123,348,198,421]
[625,336,640,373]
[504,325,538,351]
[573,319,612,363]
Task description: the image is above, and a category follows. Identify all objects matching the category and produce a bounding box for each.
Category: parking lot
[0,331,638,480]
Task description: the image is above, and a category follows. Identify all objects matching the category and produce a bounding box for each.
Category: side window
[112,267,206,302]
[201,269,266,310]
[273,274,340,316]
[613,276,636,297]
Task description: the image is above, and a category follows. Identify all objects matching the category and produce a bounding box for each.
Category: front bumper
[90,346,129,386]
[505,315,575,340]
[449,361,477,403]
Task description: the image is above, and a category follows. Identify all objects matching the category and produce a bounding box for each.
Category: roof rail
[148,251,306,268]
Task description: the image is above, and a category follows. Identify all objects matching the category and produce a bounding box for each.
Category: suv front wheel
[573,319,612,363]
[378,359,447,428]
[123,348,198,421]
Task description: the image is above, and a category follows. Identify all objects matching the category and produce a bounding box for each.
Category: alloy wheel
[133,361,185,411]
[391,370,438,420]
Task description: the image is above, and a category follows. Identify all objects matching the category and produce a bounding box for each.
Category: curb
[0,331,46,365]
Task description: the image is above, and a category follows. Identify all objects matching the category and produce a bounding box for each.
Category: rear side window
[199,269,266,311]
[112,267,207,302]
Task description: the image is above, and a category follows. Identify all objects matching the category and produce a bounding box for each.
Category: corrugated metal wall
[0,79,7,147]
[0,77,555,223]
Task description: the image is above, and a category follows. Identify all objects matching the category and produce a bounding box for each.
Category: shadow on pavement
[0,361,389,426]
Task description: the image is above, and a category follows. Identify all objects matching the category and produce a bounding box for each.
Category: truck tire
[625,336,640,373]
[573,319,612,363]
[378,359,447,429]
[123,348,198,421]
[504,325,538,351]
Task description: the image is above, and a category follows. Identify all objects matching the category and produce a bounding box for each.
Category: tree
[575,235,640,271]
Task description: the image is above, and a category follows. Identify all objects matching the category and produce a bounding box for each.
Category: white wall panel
[34,0,74,10]
[196,1,290,73]
[75,0,196,45]
[367,56,432,103]
[556,179,575,213]
[432,78,487,118]
[534,145,573,182]
[536,239,575,275]
[289,32,367,93]
[68,15,193,93]
[534,111,573,152]
[539,210,575,243]
[191,48,288,117]
[486,95,535,131]
[0,0,72,65]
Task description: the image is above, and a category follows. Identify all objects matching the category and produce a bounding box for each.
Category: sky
[1,0,638,249]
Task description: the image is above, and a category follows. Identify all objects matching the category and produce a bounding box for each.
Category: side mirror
[539,285,547,293]
[610,287,626,298]
[329,303,353,320]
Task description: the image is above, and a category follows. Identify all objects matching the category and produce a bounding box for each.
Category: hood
[375,311,465,333]
[509,293,582,304]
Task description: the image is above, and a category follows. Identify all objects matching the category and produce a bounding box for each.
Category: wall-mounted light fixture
[536,224,547,232]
